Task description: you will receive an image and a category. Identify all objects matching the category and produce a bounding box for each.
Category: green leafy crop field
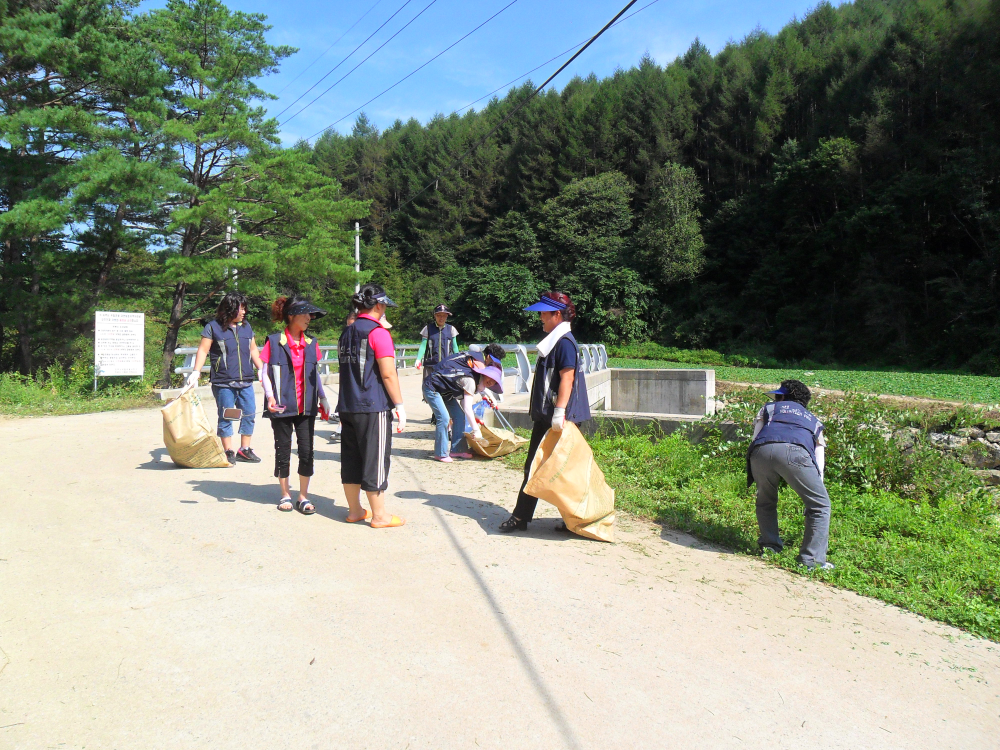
[608,358,1000,404]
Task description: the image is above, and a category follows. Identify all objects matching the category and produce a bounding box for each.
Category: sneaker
[225,449,236,466]
[499,514,528,533]
[235,447,261,463]
[434,455,454,463]
[804,561,835,571]
[450,452,474,459]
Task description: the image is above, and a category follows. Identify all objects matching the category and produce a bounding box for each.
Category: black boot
[499,514,527,533]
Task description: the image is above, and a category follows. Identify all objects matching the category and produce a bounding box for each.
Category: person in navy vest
[423,351,504,462]
[415,304,460,375]
[337,283,407,528]
[259,295,331,515]
[189,292,265,465]
[500,292,591,533]
[747,379,833,570]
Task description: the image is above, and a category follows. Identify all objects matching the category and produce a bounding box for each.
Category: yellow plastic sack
[161,388,231,469]
[464,422,528,459]
[524,422,615,542]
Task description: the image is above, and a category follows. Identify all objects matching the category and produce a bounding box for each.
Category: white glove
[415,360,422,370]
[481,389,497,407]
[551,407,566,431]
[186,371,200,388]
[393,403,406,433]
[319,397,331,419]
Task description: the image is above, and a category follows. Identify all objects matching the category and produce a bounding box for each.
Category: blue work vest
[747,401,824,483]
[262,331,319,418]
[529,332,591,425]
[426,357,479,399]
[337,317,392,414]
[205,320,256,386]
[423,323,457,368]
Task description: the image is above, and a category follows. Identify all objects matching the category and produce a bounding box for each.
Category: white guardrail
[173,341,609,394]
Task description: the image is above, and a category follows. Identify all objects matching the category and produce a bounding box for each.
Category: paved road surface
[1,374,998,748]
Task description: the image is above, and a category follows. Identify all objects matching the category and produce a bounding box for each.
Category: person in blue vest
[423,352,504,462]
[189,292,265,465]
[415,304,460,376]
[747,379,833,570]
[500,292,591,533]
[259,295,331,515]
[337,283,407,528]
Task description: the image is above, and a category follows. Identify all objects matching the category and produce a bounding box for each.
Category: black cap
[433,304,452,316]
[286,300,327,319]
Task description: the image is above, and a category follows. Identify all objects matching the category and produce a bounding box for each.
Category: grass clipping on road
[505,388,1000,641]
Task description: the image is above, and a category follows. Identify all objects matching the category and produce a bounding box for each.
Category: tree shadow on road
[184,478,347,522]
[395,489,575,540]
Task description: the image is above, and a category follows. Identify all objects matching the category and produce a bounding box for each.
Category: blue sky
[166,0,833,144]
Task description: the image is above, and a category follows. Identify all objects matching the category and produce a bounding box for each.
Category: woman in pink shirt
[260,295,331,514]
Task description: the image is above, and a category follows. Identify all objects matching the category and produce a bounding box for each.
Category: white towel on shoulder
[536,321,572,357]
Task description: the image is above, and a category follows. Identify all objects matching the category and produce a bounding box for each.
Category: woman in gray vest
[337,284,407,528]
[260,295,331,514]
[189,292,264,465]
[747,379,833,570]
[500,292,591,533]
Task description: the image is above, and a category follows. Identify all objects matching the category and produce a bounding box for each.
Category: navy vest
[747,401,824,482]
[262,331,319,418]
[337,317,392,414]
[529,332,591,425]
[426,357,478,399]
[423,323,457,367]
[206,320,256,386]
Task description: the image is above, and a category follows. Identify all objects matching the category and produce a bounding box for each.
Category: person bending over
[337,284,407,528]
[423,351,503,462]
[747,379,833,571]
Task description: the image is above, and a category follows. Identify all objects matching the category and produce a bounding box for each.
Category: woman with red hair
[500,291,592,532]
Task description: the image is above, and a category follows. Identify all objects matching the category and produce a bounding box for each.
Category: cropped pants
[271,413,316,479]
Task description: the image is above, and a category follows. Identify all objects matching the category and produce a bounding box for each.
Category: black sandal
[277,497,293,512]
[297,498,316,515]
[499,514,527,533]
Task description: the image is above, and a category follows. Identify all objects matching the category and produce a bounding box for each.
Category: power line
[273,0,419,121]
[307,0,521,141]
[373,0,641,224]
[281,0,440,127]
[455,0,663,114]
[275,0,386,96]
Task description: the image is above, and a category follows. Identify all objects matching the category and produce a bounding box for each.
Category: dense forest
[2,0,1000,385]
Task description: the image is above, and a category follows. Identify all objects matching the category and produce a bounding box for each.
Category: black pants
[271,413,316,478]
[513,420,551,522]
[339,411,392,492]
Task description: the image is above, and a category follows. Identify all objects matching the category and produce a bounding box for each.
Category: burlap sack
[161,388,231,469]
[464,423,528,459]
[524,422,615,542]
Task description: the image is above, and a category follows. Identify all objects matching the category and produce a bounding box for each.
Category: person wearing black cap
[500,291,591,533]
[747,379,833,570]
[415,304,460,376]
[260,295,331,514]
[337,283,406,528]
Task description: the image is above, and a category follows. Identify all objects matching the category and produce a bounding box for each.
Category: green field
[608,358,1000,405]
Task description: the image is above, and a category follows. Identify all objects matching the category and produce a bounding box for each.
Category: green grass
[0,372,158,417]
[504,390,1000,640]
[608,358,1000,404]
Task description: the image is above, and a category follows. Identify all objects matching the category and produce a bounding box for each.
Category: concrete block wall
[610,369,715,416]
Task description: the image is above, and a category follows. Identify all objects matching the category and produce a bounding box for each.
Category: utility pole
[226,209,238,289]
[354,221,360,293]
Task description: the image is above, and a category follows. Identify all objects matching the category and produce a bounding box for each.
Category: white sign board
[95,312,145,377]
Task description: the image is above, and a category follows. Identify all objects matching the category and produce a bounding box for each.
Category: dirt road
[1,374,998,748]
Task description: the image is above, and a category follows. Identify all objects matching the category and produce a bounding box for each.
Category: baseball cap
[433,304,452,315]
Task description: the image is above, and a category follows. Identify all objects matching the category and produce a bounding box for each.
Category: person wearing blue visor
[500,292,591,533]
[747,379,833,570]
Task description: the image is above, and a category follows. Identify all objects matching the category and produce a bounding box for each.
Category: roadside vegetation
[505,387,1000,641]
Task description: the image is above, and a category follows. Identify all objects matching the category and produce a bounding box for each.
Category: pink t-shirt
[260,330,321,414]
[358,313,395,359]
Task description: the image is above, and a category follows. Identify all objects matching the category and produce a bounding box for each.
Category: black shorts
[339,410,393,492]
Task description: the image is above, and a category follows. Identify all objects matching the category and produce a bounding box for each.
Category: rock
[986,431,1000,444]
[892,429,919,452]
[928,433,969,450]
[960,439,1000,469]
[972,469,1000,486]
[955,427,985,439]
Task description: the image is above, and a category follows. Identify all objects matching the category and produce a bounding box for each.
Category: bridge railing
[172,342,607,392]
